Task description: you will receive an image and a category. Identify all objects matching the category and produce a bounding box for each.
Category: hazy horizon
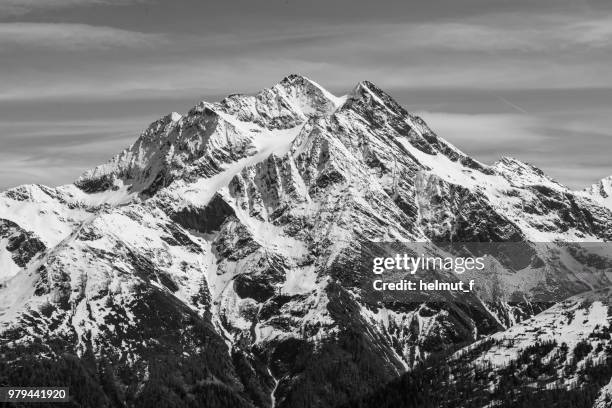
[1,0,611,190]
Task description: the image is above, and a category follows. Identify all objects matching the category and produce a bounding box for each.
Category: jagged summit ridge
[74,74,345,197]
[72,74,596,206]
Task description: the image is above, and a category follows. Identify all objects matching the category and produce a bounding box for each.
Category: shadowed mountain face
[0,75,611,408]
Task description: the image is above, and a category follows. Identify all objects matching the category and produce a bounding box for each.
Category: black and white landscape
[2,1,612,407]
[1,75,612,407]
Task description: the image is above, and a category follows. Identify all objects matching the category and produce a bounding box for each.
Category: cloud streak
[0,23,165,51]
[374,16,612,52]
[0,0,142,15]
[4,13,612,102]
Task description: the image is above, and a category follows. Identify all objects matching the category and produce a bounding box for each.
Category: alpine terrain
[1,75,611,408]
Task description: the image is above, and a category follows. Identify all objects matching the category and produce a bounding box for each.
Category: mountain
[1,74,611,408]
[586,176,612,211]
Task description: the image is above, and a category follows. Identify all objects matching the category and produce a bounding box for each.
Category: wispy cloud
[0,23,165,51]
[375,15,612,52]
[2,12,612,102]
[0,0,142,15]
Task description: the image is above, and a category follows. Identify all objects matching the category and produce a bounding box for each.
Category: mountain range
[1,75,611,408]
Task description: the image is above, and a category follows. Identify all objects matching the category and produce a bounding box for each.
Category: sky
[0,0,611,190]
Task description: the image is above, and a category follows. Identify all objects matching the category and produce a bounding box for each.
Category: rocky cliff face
[1,75,611,408]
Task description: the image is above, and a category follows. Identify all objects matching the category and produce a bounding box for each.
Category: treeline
[0,344,256,408]
[344,339,612,408]
[0,330,256,408]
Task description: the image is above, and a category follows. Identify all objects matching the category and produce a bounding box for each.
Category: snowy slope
[444,288,612,407]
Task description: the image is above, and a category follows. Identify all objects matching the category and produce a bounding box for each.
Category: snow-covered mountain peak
[269,74,345,115]
[345,80,403,114]
[277,73,336,97]
[278,73,314,86]
[72,77,347,200]
[586,175,612,210]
